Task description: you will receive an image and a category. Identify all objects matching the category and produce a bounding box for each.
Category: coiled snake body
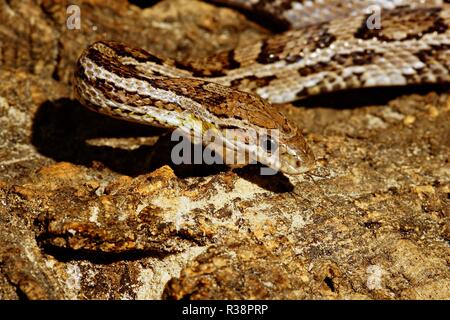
[74,1,450,175]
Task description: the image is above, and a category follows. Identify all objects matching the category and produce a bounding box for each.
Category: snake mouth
[280,158,315,175]
[256,147,315,175]
[279,143,316,175]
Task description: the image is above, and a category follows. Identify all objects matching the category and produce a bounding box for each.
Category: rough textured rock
[0,0,449,300]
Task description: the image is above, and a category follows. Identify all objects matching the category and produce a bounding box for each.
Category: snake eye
[260,135,278,153]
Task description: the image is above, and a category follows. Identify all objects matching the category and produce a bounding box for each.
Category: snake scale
[74,0,450,175]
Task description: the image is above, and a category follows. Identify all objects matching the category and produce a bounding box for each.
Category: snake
[73,1,450,175]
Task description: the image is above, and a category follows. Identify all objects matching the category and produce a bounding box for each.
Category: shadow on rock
[32,98,163,176]
[297,84,449,109]
[234,165,294,193]
[31,98,229,177]
[40,244,170,264]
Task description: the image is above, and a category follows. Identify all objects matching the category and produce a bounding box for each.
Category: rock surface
[0,0,449,299]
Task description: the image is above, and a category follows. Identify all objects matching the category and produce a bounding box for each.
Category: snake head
[197,82,316,175]
[214,119,315,175]
[253,120,316,175]
[275,125,316,175]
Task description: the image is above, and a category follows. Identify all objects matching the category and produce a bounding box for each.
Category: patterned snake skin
[74,1,450,174]
[209,0,448,29]
[171,2,450,103]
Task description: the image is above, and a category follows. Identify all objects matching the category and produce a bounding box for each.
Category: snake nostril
[296,160,302,167]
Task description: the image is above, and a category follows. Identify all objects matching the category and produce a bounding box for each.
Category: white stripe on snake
[73,2,450,175]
